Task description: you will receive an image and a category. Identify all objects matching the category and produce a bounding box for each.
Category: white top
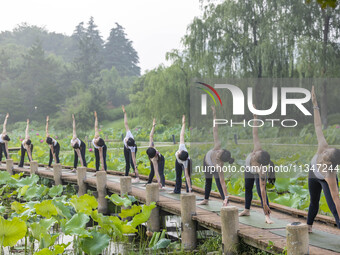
[311,154,325,180]
[92,139,100,149]
[245,154,258,174]
[70,138,81,147]
[151,150,162,162]
[205,149,214,166]
[0,134,4,143]
[176,143,189,168]
[52,138,57,146]
[124,130,136,152]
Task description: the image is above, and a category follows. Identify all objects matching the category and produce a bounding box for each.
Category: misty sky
[0,0,201,74]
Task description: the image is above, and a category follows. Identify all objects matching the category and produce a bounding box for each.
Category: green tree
[103,23,140,76]
[73,17,104,86]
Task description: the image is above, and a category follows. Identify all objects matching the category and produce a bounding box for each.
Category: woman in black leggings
[45,116,60,168]
[70,114,87,172]
[198,106,234,206]
[0,113,10,163]
[171,115,192,194]
[122,105,140,182]
[92,111,107,175]
[19,119,33,167]
[307,86,340,232]
[239,111,275,224]
[146,118,165,189]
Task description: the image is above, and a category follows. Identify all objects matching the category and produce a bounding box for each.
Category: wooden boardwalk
[1,161,339,254]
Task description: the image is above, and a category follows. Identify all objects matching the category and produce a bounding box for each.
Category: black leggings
[0,143,8,161]
[307,171,340,228]
[147,154,165,187]
[74,140,87,169]
[48,143,60,167]
[94,144,107,171]
[244,170,269,209]
[19,144,33,167]
[173,159,192,193]
[203,157,225,200]
[124,146,137,176]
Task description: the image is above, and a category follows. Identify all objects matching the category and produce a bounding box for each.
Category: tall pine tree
[103,23,140,76]
[73,17,104,86]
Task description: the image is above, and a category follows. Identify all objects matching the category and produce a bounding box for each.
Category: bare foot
[308,225,313,233]
[265,215,274,224]
[132,177,140,183]
[197,199,209,205]
[239,209,250,216]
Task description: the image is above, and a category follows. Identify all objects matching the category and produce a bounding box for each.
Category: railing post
[77,167,87,196]
[96,171,108,214]
[286,222,309,255]
[6,159,13,175]
[53,163,62,185]
[120,176,132,196]
[146,183,160,232]
[221,206,239,255]
[30,161,38,175]
[172,134,176,144]
[180,193,196,250]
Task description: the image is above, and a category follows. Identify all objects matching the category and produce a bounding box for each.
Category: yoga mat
[220,211,288,229]
[270,228,340,253]
[159,191,204,201]
[160,192,181,200]
[197,200,224,212]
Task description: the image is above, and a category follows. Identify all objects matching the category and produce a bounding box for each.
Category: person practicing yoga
[146,118,165,189]
[0,113,10,163]
[239,111,275,224]
[122,105,140,182]
[46,116,60,168]
[198,106,234,206]
[92,111,107,175]
[19,119,33,167]
[307,86,340,231]
[171,115,192,194]
[70,114,87,173]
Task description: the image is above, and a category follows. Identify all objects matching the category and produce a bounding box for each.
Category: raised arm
[45,116,50,137]
[252,110,261,152]
[72,114,77,139]
[311,86,328,154]
[149,118,156,147]
[180,115,185,144]
[212,106,221,150]
[24,119,29,140]
[2,113,9,134]
[122,105,129,131]
[94,111,99,139]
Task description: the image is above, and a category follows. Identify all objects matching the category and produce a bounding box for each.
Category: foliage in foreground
[0,171,155,254]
